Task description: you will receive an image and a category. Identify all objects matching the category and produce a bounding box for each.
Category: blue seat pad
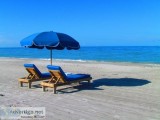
[41,72,51,78]
[66,74,90,81]
[24,64,51,78]
[47,65,90,81]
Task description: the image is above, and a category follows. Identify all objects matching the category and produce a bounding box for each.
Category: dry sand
[0,58,160,120]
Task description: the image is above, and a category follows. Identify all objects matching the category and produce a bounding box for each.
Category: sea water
[0,46,160,64]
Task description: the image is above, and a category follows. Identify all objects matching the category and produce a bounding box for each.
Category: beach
[0,58,160,120]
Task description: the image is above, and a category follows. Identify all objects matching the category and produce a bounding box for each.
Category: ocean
[0,46,160,64]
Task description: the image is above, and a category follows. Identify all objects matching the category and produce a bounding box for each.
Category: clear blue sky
[0,0,160,47]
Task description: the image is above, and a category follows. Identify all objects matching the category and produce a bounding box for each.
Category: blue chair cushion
[47,65,68,80]
[24,64,50,78]
[66,74,91,81]
[47,65,91,81]
[41,72,51,78]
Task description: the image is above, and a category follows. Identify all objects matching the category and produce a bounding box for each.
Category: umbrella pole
[51,50,52,65]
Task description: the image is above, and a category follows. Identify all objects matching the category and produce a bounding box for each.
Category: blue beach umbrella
[20,31,80,65]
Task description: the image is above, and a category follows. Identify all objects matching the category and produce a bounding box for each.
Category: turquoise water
[0,46,160,64]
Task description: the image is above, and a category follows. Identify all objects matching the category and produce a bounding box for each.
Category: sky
[0,0,160,47]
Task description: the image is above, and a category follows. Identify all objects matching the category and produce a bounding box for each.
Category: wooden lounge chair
[41,65,92,94]
[18,64,51,88]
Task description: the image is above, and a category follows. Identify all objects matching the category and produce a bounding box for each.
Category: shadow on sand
[56,78,151,94]
[92,78,151,87]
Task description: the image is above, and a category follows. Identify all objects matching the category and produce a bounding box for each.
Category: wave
[1,56,160,65]
[0,57,89,63]
[40,58,88,62]
[1,46,160,64]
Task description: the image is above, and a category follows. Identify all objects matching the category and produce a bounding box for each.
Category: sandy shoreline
[0,58,160,120]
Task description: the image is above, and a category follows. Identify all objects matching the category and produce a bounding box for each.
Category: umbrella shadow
[57,77,151,94]
[91,78,151,87]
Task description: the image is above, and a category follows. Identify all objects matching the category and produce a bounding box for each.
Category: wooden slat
[18,67,51,88]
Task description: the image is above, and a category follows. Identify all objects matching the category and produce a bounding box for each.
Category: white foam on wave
[55,59,87,62]
[35,58,88,62]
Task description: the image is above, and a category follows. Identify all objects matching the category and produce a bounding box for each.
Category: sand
[0,58,160,120]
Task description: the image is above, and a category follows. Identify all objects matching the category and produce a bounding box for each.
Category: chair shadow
[57,78,151,94]
[32,84,42,88]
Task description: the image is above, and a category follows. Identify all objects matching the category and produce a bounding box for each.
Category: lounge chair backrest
[24,64,42,78]
[47,65,67,82]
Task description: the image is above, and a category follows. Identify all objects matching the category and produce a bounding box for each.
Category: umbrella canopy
[20,31,80,64]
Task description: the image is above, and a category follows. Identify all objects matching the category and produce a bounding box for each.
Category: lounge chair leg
[19,82,23,87]
[88,80,90,86]
[42,86,46,92]
[54,87,56,94]
[28,82,31,88]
